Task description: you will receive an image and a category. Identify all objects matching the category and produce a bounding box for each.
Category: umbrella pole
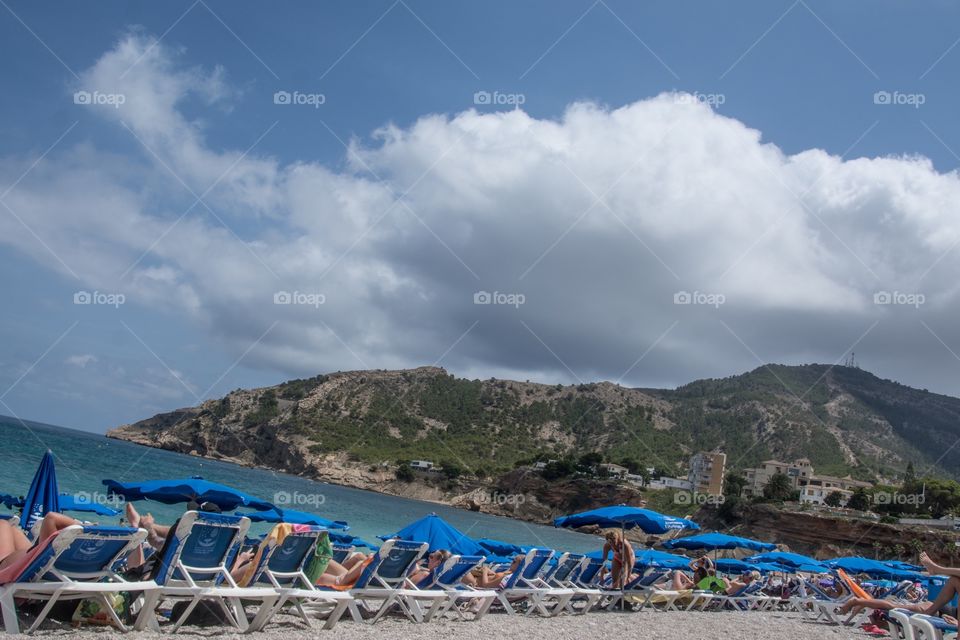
[621,523,625,612]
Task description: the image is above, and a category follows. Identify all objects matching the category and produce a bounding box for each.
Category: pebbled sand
[28,610,872,640]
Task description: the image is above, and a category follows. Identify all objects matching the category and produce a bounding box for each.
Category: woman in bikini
[601,530,636,589]
[0,512,81,571]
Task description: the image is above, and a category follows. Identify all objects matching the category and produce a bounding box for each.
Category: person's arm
[600,542,611,564]
[704,556,714,570]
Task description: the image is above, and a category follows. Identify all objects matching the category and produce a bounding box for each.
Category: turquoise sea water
[0,416,598,553]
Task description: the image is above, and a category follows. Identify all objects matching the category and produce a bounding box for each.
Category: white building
[409,460,434,470]
[647,477,693,491]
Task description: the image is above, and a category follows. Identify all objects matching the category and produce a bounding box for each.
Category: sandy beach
[27,611,871,640]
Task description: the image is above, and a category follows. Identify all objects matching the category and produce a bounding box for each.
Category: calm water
[0,416,598,553]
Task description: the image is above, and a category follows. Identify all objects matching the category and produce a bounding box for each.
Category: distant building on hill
[798,474,872,506]
[598,463,628,479]
[647,476,693,491]
[742,458,814,497]
[688,452,726,496]
[409,460,434,470]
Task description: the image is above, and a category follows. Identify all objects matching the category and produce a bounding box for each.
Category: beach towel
[696,575,727,593]
[303,529,332,584]
[318,555,375,591]
[0,531,61,584]
[838,569,871,600]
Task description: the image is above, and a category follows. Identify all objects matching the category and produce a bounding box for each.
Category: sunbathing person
[836,552,960,621]
[689,555,714,584]
[408,549,451,586]
[315,552,375,590]
[655,569,696,590]
[601,530,636,589]
[462,555,524,589]
[723,570,760,596]
[0,512,81,570]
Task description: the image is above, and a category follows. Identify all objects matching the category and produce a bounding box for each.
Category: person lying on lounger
[408,549,452,586]
[689,554,714,584]
[461,555,524,589]
[0,512,80,570]
[723,570,760,596]
[836,551,960,623]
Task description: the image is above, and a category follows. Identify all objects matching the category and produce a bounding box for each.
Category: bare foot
[125,503,141,528]
[920,551,939,574]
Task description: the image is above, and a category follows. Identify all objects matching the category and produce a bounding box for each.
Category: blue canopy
[102,476,275,511]
[22,451,59,531]
[380,513,488,556]
[745,551,825,570]
[58,494,120,516]
[883,560,923,572]
[634,549,691,570]
[715,558,790,574]
[476,537,533,557]
[329,531,377,549]
[662,532,776,552]
[237,507,349,530]
[826,556,923,580]
[554,505,699,534]
[0,494,24,509]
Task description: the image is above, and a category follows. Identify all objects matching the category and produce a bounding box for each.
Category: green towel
[696,576,726,593]
[304,531,333,583]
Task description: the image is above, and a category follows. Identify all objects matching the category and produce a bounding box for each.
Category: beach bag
[71,592,129,628]
[304,531,333,583]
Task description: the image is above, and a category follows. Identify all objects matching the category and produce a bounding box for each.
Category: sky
[1,0,960,433]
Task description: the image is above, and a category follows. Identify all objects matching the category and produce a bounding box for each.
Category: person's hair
[707,568,716,576]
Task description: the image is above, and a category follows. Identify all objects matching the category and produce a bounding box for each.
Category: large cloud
[3,33,960,405]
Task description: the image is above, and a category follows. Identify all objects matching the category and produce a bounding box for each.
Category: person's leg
[921,576,960,614]
[611,559,623,588]
[323,559,348,577]
[671,570,686,590]
[36,512,79,544]
[0,521,33,569]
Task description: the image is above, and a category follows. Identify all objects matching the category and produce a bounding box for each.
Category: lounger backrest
[353,539,427,590]
[503,548,553,589]
[551,553,584,583]
[431,555,484,589]
[51,526,146,580]
[576,558,603,587]
[258,527,323,588]
[153,511,250,587]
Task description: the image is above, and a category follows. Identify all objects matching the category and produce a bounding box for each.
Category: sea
[0,415,598,553]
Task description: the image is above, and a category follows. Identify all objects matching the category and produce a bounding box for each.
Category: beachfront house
[798,474,872,506]
[741,458,814,497]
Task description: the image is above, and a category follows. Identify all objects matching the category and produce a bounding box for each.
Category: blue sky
[2,0,960,432]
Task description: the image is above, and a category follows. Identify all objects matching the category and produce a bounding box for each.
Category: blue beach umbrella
[329,531,377,550]
[634,549,691,570]
[59,493,120,517]
[476,538,533,557]
[237,507,350,530]
[826,556,923,580]
[102,476,275,511]
[662,532,776,552]
[380,513,488,556]
[883,559,923,572]
[554,505,699,534]
[22,451,60,531]
[745,551,824,570]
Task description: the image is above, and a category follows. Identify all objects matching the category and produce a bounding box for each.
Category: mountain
[107,363,960,484]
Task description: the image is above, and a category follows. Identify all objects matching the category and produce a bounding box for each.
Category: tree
[542,459,576,480]
[724,472,747,498]
[847,487,871,512]
[904,462,917,486]
[439,460,465,479]
[824,491,844,507]
[577,452,603,472]
[762,473,794,502]
[395,465,415,482]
